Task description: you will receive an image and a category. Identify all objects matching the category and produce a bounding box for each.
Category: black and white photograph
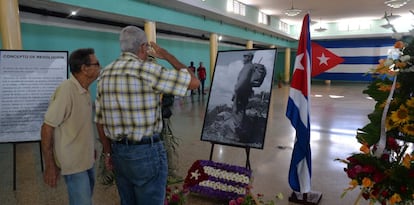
[201,49,277,149]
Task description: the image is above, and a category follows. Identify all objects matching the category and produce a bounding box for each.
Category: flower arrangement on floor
[228,186,283,205]
[165,185,189,205]
[183,160,252,200]
[338,38,414,205]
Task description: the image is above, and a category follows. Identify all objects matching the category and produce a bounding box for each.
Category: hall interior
[0,82,376,205]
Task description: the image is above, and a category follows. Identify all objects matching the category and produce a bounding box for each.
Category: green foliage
[340,39,414,205]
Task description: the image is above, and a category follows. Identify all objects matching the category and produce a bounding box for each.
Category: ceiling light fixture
[383,11,401,21]
[284,0,301,16]
[314,18,327,32]
[381,23,394,29]
[384,0,410,9]
[315,27,327,32]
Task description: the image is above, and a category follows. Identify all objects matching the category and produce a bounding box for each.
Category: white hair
[119,26,147,53]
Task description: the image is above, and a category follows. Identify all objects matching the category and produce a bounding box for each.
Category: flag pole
[286,13,322,205]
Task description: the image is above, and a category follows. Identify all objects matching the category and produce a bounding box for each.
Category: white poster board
[0,50,68,143]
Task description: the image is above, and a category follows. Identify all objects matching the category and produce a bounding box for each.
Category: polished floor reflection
[0,82,375,205]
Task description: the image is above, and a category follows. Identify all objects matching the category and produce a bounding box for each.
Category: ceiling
[237,0,414,24]
[17,0,414,47]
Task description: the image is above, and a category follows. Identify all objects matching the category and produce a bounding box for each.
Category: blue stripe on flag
[315,38,395,48]
[342,56,387,64]
[286,97,312,192]
[313,73,375,81]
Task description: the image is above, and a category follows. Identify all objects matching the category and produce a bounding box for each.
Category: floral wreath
[339,39,414,205]
[183,160,252,200]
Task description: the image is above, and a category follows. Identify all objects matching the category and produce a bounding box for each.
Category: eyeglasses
[86,62,100,67]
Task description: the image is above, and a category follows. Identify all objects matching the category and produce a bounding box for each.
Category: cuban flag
[313,38,395,81]
[286,13,312,193]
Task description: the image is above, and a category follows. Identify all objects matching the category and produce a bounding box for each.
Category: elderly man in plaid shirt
[95,26,199,205]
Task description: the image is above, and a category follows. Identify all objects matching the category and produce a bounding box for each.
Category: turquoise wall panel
[51,0,292,47]
[21,23,120,100]
[21,23,119,66]
[156,38,211,87]
[18,23,246,100]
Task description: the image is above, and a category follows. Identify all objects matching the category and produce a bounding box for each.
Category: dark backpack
[250,63,266,87]
[162,94,174,119]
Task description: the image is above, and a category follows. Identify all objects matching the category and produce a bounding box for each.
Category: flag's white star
[191,169,201,180]
[294,53,305,70]
[317,53,330,66]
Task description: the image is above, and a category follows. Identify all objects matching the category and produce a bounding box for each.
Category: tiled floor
[0,82,375,205]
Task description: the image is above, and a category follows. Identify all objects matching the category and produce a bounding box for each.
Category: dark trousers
[198,79,205,94]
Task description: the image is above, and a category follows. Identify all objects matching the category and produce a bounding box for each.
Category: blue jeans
[63,166,95,205]
[112,139,168,205]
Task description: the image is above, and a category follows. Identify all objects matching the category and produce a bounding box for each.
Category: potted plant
[277,72,284,88]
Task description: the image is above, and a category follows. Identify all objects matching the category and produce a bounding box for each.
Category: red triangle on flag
[311,42,344,77]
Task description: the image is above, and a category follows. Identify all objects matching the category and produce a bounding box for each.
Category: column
[246,40,253,49]
[209,33,218,80]
[144,21,156,43]
[284,47,291,83]
[0,0,22,49]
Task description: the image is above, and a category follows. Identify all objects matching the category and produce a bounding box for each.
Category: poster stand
[13,143,16,190]
[8,141,43,190]
[0,50,67,190]
[209,143,251,170]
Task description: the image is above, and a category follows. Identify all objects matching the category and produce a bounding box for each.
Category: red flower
[362,192,370,200]
[371,188,379,197]
[229,199,237,205]
[346,165,363,178]
[347,156,358,164]
[381,190,389,197]
[171,194,180,202]
[373,172,386,183]
[386,137,399,151]
[362,165,375,173]
[409,170,414,178]
[400,186,407,193]
[381,153,390,161]
[236,197,244,203]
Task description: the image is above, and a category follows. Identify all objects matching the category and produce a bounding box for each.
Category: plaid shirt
[95,52,190,141]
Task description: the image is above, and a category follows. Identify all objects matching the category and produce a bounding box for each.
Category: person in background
[41,48,101,205]
[95,25,199,205]
[188,61,197,95]
[197,61,207,95]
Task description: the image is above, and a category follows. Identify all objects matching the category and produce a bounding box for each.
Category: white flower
[400,55,411,62]
[384,59,394,67]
